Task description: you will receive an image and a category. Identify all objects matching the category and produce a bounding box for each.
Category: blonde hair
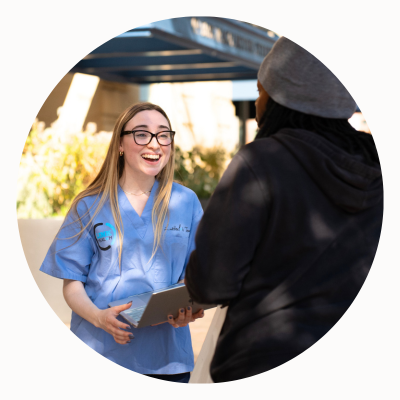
[62,102,175,265]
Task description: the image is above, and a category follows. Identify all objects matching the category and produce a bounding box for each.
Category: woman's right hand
[95,302,134,345]
[63,280,134,345]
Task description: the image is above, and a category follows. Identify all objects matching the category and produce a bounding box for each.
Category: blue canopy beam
[70,17,278,84]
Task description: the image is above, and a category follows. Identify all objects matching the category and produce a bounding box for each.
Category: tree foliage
[17,120,110,218]
[17,121,231,218]
[174,145,230,199]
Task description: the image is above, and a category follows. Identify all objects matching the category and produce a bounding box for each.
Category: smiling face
[119,110,172,179]
[255,80,269,127]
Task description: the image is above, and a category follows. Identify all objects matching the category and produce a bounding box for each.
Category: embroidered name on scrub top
[165,224,190,233]
[94,222,116,251]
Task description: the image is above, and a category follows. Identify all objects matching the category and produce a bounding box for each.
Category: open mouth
[141,154,161,163]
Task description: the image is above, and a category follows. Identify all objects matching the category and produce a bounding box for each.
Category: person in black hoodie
[185,37,383,383]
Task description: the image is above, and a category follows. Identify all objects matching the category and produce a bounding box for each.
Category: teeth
[142,154,160,160]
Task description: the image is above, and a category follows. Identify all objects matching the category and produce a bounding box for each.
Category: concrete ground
[189,307,216,363]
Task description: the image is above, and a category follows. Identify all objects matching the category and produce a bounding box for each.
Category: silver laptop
[108,283,215,328]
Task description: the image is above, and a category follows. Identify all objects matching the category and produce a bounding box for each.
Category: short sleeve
[40,201,97,282]
[179,194,204,281]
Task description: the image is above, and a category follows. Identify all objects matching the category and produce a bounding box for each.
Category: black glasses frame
[120,130,175,146]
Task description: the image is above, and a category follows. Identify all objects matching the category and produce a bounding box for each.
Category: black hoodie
[185,128,383,383]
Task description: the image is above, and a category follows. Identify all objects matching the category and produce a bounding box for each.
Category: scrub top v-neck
[118,182,154,238]
[40,181,204,374]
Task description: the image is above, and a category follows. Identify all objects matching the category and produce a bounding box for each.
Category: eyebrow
[131,124,170,130]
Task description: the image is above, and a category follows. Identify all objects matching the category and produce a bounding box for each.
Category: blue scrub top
[40,181,204,374]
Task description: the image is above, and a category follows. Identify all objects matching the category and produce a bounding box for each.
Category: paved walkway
[189,307,216,363]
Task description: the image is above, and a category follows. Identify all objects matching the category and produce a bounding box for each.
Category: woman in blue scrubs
[40,102,204,383]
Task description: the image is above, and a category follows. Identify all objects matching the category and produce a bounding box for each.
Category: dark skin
[255,80,269,126]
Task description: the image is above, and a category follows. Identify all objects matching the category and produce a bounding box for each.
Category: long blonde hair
[62,102,175,265]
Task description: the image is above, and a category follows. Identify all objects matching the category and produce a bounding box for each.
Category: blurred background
[17,16,370,362]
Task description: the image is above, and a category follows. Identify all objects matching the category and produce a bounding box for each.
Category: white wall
[18,219,71,324]
[147,81,240,153]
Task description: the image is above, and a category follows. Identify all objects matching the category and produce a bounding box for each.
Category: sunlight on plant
[17,120,110,218]
[17,120,232,218]
[174,146,231,199]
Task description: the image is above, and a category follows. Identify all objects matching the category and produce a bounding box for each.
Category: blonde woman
[40,102,204,383]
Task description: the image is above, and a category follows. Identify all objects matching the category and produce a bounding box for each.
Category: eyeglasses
[120,130,175,146]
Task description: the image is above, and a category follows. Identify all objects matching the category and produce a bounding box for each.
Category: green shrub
[17,121,110,218]
[174,145,230,199]
[17,122,231,218]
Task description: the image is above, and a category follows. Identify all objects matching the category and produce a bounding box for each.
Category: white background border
[1,0,399,398]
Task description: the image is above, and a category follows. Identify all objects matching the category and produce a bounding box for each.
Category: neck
[119,171,155,194]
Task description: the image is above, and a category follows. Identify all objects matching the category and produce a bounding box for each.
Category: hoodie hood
[272,128,383,213]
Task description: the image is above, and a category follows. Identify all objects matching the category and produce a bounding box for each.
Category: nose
[147,135,160,150]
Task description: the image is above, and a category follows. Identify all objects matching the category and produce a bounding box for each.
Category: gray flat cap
[258,37,356,119]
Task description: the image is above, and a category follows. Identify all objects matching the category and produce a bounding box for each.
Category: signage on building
[190,18,273,58]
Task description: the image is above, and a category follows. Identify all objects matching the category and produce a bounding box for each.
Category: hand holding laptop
[151,305,205,327]
[96,301,134,344]
[109,283,214,328]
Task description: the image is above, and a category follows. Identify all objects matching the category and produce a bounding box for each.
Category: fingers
[114,319,132,331]
[184,306,192,322]
[167,314,179,327]
[167,308,184,327]
[104,312,133,343]
[109,303,132,330]
[111,324,134,344]
[157,306,204,329]
[112,301,133,313]
[109,322,132,337]
[192,309,205,320]
[176,307,189,326]
[116,332,134,343]
[167,306,194,328]
[114,332,134,345]
[102,310,131,331]
[97,306,134,345]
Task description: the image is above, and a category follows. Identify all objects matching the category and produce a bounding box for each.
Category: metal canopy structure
[71,17,278,84]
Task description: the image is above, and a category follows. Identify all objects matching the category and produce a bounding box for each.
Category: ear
[119,139,124,152]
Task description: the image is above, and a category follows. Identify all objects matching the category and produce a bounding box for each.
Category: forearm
[63,279,101,328]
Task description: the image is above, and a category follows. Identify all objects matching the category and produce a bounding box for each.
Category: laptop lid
[108,283,215,328]
[108,290,153,309]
